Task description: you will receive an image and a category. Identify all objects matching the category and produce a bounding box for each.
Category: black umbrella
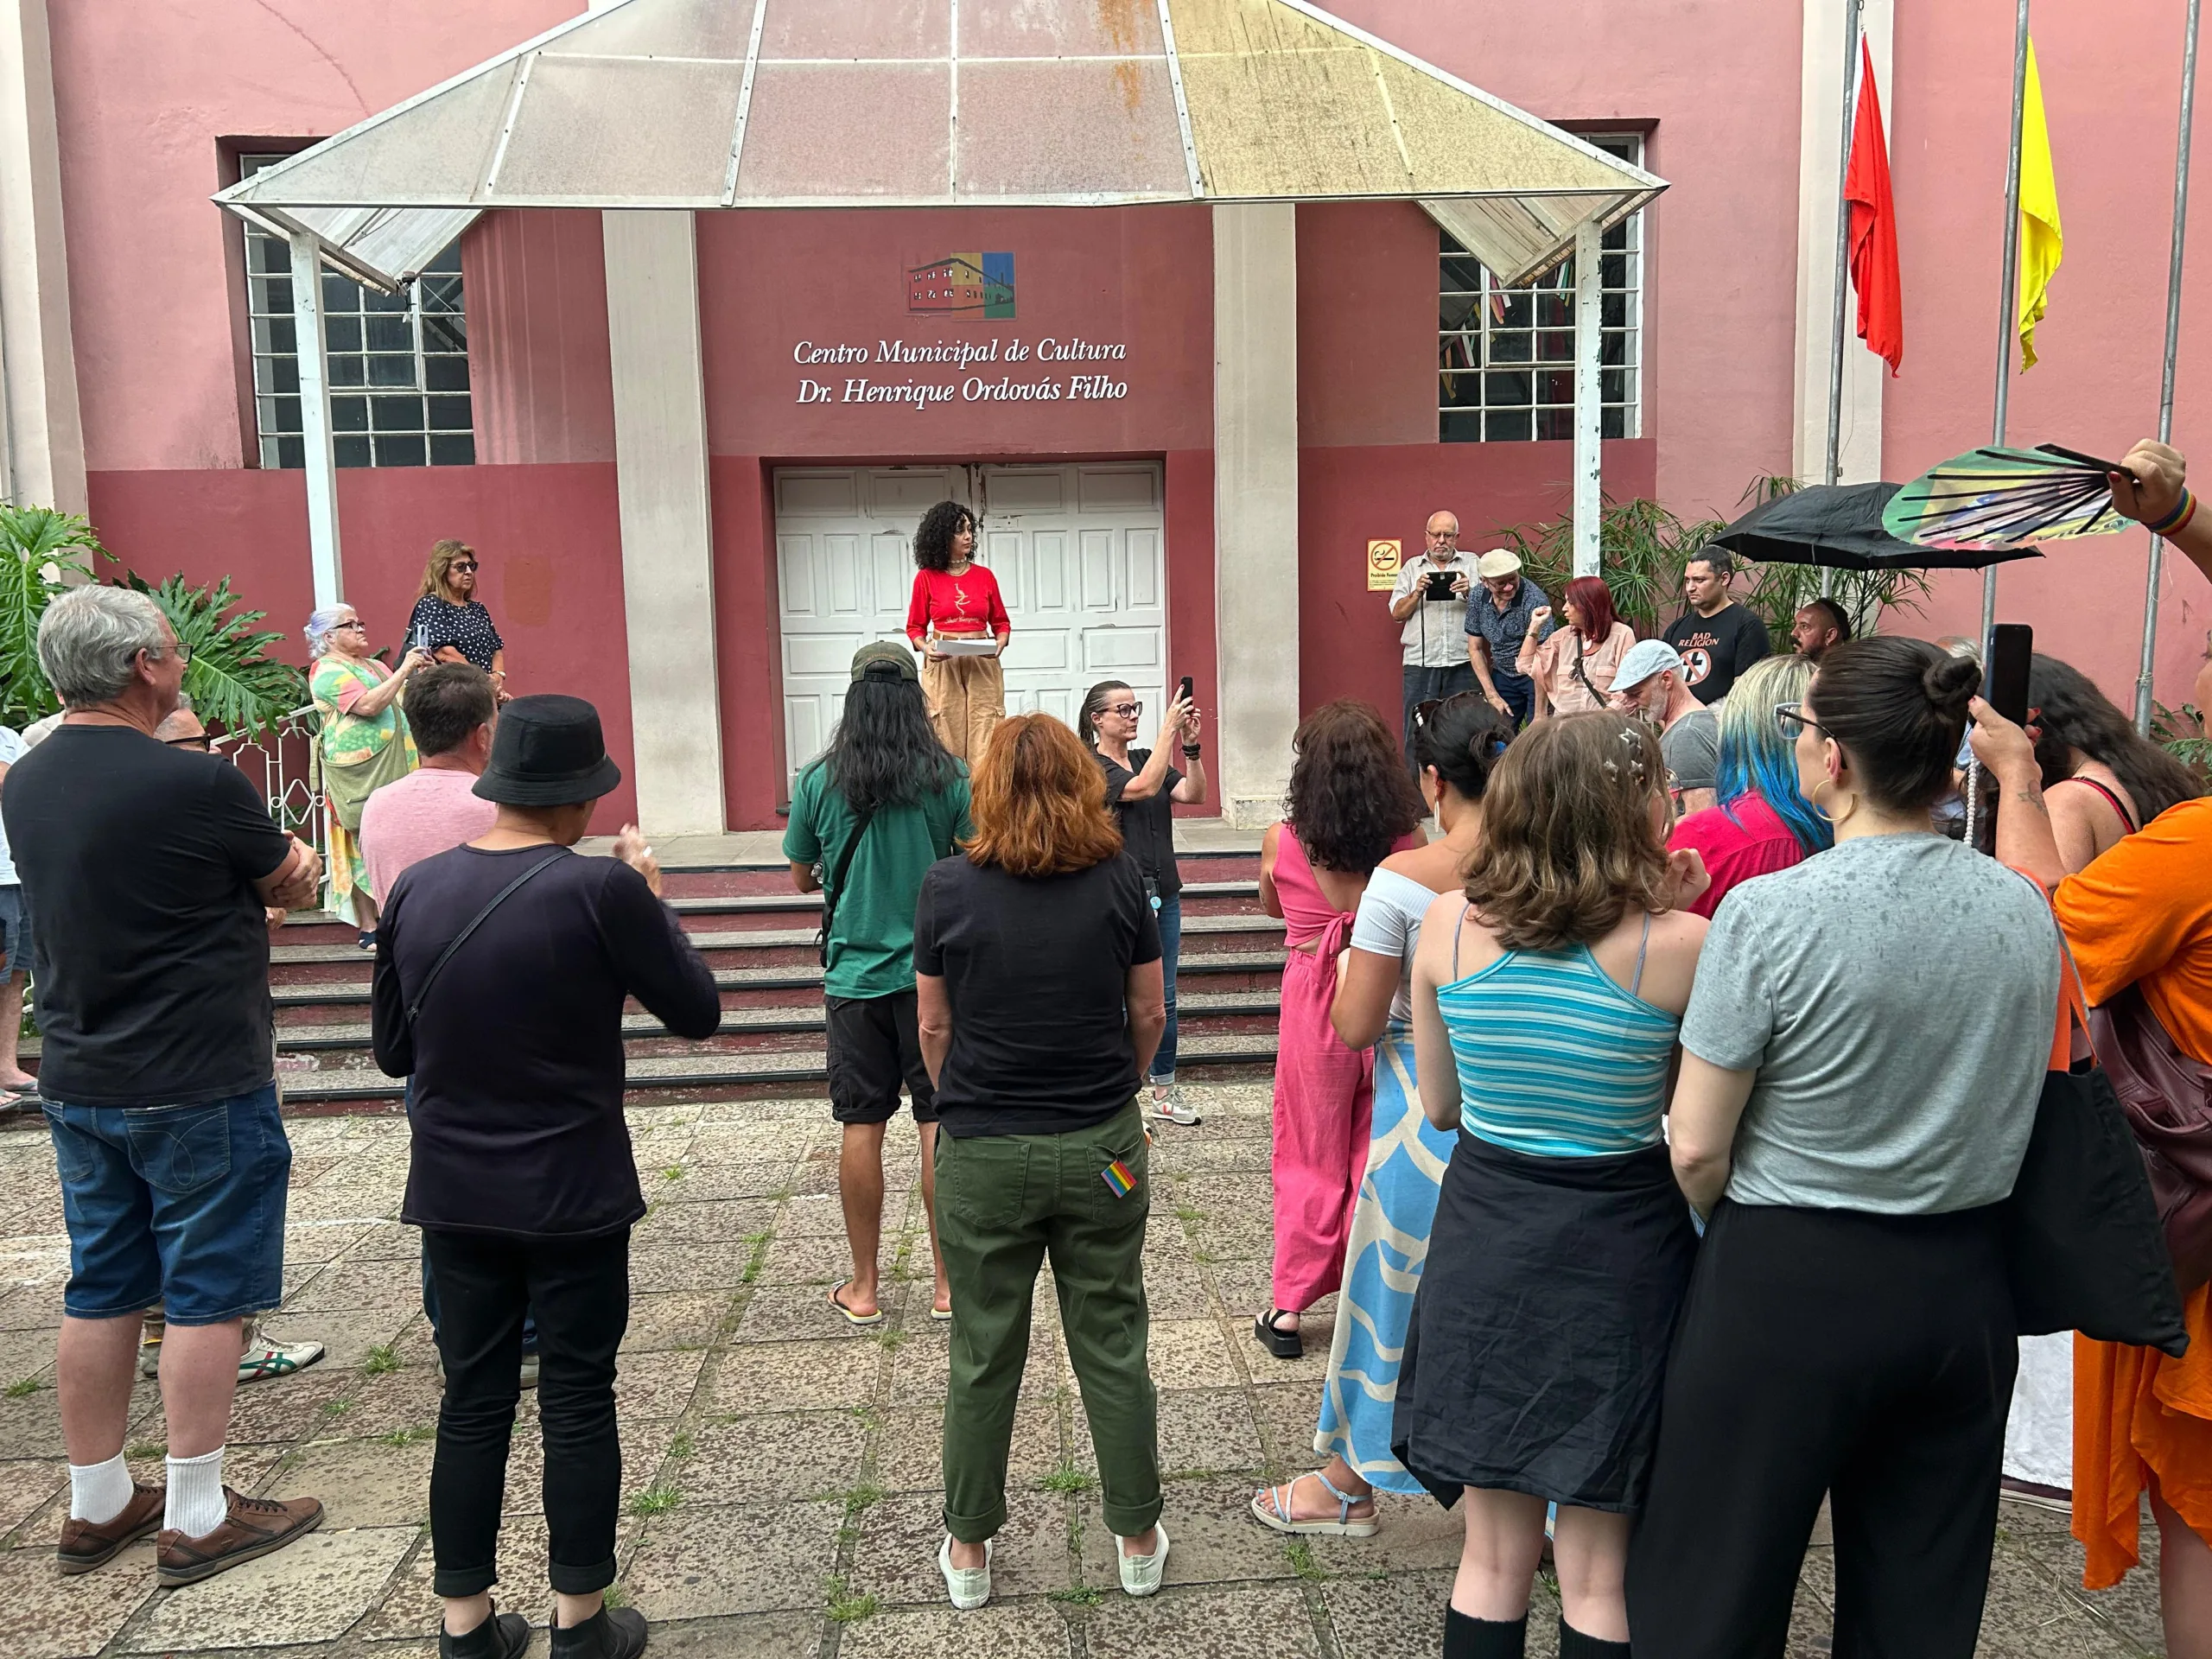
[1712,482,2043,571]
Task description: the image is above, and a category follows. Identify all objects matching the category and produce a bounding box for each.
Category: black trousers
[423,1226,631,1598]
[1625,1200,2017,1659]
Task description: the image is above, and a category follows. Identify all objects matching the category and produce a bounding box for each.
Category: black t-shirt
[373,844,721,1239]
[913,852,1162,1138]
[1662,602,1772,704]
[1098,749,1184,898]
[5,725,292,1106]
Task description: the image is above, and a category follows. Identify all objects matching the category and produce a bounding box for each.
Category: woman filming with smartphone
[1080,679,1205,1129]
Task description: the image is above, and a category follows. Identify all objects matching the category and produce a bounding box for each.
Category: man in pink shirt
[360,664,499,905]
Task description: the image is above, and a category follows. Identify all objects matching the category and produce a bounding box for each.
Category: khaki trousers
[921,651,1005,765]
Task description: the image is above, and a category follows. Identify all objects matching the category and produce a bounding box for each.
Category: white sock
[164,1446,227,1539]
[67,1452,132,1525]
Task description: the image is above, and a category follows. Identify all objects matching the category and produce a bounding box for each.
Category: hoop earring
[1809,776,1858,830]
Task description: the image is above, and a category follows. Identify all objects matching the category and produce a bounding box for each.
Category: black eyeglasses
[162,734,213,751]
[1774,702,1832,741]
[1106,701,1141,718]
[449,561,479,573]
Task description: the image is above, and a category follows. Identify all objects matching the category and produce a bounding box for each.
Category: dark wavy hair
[1286,700,1427,874]
[913,500,976,573]
[817,673,959,817]
[1411,693,1512,804]
[1808,636,1980,814]
[2030,652,2202,823]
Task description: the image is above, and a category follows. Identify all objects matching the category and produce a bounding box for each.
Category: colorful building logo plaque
[908,253,1015,320]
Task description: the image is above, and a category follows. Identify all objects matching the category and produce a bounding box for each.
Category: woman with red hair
[1516,576,1637,717]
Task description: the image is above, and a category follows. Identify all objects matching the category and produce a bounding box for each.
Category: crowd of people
[4,442,2212,1658]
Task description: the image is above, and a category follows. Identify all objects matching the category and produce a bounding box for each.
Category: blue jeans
[45,1084,289,1325]
[1401,664,1477,774]
[407,1077,536,1353]
[1151,894,1181,1086]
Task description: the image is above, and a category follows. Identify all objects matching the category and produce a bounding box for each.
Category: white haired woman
[306,605,432,945]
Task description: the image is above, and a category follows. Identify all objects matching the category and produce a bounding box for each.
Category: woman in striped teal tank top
[1395,713,1710,1659]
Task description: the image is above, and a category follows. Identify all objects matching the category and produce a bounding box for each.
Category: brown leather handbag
[2088,984,2212,1296]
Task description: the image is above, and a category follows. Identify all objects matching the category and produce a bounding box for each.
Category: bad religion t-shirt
[1662,602,1772,704]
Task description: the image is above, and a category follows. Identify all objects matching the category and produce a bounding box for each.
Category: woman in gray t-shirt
[1626,638,2058,1658]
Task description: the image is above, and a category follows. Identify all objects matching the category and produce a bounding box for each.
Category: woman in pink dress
[1517,575,1637,717]
[1256,701,1427,1360]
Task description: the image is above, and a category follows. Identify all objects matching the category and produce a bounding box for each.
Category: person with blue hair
[1667,653,1832,918]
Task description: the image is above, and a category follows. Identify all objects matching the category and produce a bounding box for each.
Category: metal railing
[221,702,327,869]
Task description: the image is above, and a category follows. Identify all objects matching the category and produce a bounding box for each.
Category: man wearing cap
[785,642,972,1328]
[1610,639,1719,814]
[1462,548,1551,729]
[1386,512,1478,768]
[373,694,719,1659]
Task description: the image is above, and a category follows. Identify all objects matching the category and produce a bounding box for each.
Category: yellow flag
[2017,38,2063,369]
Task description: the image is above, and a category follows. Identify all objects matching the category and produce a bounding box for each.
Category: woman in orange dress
[1975,699,2212,1657]
[906,501,1010,765]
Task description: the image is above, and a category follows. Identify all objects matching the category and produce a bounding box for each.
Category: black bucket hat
[473,694,623,806]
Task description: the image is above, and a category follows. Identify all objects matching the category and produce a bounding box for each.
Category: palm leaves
[0,506,111,728]
[122,573,307,738]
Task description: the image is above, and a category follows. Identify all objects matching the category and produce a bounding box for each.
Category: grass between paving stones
[127,1440,164,1460]
[362,1343,402,1376]
[3,1376,38,1397]
[1049,1586,1106,1606]
[1040,1464,1095,1495]
[823,1573,879,1624]
[660,1165,687,1183]
[382,1425,434,1447]
[739,1231,772,1285]
[629,1481,683,1516]
[1285,1538,1329,1582]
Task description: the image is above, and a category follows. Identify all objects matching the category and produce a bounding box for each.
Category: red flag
[1844,39,1903,374]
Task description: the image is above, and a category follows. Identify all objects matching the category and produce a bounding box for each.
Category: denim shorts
[0,886,30,977]
[44,1084,290,1325]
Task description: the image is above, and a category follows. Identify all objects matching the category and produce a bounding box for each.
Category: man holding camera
[1388,512,1478,769]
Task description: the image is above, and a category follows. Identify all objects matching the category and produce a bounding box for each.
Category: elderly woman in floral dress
[306,604,431,945]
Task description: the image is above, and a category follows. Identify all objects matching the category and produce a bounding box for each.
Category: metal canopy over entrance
[215,0,1664,290]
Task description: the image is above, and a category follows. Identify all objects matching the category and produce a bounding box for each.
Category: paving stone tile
[0,1385,75,1459]
[226,1367,360,1446]
[1116,1318,1246,1390]
[503,1417,673,1518]
[756,1229,861,1287]
[287,1255,423,1313]
[258,1435,433,1529]
[0,1325,56,1386]
[651,1162,797,1204]
[1973,1536,2147,1657]
[735,1281,902,1343]
[847,1488,1072,1606]
[1306,1490,1464,1575]
[704,1338,883,1414]
[1205,1257,1335,1328]
[629,1241,760,1295]
[0,1535,158,1657]
[1160,1136,1274,1175]
[332,1368,447,1439]
[621,1290,735,1354]
[358,1516,556,1639]
[0,1457,64,1539]
[613,1348,709,1419]
[609,1611,821,1656]
[631,1198,779,1247]
[877,1399,1060,1494]
[1248,1382,1329,1476]
[263,1311,412,1370]
[1082,1581,1324,1658]
[835,1599,1075,1658]
[1072,1386,1264,1479]
[771,1192,851,1236]
[341,1220,427,1261]
[0,1287,60,1332]
[679,1410,868,1505]
[1078,1478,1299,1589]
[623,1497,843,1618]
[121,1524,416,1651]
[282,1220,375,1264]
[1322,1567,1462,1659]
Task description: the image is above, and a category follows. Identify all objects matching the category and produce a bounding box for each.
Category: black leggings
[423,1226,630,1598]
[1625,1200,2017,1659]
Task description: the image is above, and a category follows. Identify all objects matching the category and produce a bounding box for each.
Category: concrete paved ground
[0,1083,2171,1656]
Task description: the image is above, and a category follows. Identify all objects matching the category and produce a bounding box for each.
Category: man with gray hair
[4,586,327,1586]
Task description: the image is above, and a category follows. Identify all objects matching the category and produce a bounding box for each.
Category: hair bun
[1922,652,1981,719]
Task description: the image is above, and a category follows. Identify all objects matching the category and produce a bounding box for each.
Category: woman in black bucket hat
[372,695,721,1659]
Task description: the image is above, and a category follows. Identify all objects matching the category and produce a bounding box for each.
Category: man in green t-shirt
[785,642,972,1327]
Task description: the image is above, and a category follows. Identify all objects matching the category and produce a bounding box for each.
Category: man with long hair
[785,642,972,1325]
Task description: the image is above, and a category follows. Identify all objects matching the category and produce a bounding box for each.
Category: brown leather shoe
[155,1488,323,1587]
[56,1484,164,1575]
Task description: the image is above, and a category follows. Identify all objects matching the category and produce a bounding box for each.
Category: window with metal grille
[1439,134,1643,443]
[240,155,474,469]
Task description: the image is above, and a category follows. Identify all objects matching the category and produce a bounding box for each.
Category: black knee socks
[1555,1618,1629,1658]
[1442,1607,1526,1659]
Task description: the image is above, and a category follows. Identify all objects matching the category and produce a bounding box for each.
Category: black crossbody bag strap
[817,806,879,964]
[405,854,565,1026]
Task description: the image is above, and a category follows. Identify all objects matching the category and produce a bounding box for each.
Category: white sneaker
[1117,1522,1170,1597]
[1148,1087,1201,1127]
[938,1535,992,1611]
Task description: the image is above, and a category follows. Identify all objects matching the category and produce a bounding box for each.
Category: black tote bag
[2002,946,2189,1358]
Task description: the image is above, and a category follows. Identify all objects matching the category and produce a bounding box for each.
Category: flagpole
[2135,0,2201,734]
[1981,0,2034,656]
[1824,0,1864,492]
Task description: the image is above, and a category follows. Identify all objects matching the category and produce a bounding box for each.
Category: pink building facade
[3,0,2206,831]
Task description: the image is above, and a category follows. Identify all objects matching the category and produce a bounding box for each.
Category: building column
[1572,221,1603,577]
[1211,203,1298,830]
[1792,0,1892,484]
[289,233,344,608]
[0,0,85,513]
[603,209,725,836]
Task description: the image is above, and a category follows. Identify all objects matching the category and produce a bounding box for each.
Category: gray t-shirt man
[1681,834,2057,1214]
[1660,704,1719,797]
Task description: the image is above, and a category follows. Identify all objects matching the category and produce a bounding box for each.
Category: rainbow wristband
[2147,488,2197,537]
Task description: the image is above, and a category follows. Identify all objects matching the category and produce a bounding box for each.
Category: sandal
[828,1281,885,1327]
[1254,1308,1302,1360]
[1250,1471,1379,1538]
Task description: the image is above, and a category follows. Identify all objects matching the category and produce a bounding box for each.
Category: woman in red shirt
[906,502,1011,764]
[1667,653,1831,916]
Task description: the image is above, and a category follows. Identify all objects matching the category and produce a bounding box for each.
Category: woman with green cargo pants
[913,712,1172,1611]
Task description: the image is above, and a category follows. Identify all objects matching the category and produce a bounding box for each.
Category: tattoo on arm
[2014,786,2050,817]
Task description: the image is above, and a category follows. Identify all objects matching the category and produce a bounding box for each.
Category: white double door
[773,461,1168,785]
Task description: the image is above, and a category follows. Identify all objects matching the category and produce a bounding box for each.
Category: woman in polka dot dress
[405,539,509,697]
